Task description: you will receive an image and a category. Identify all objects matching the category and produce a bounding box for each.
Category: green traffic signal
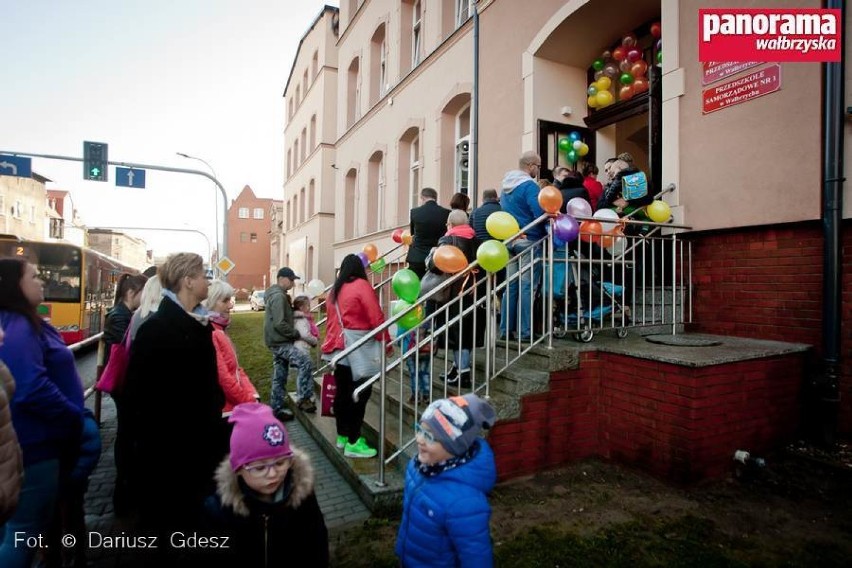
[83,141,108,182]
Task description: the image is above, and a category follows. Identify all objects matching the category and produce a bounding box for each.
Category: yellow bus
[0,235,137,345]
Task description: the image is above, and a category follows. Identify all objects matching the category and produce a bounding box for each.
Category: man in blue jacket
[500,151,545,341]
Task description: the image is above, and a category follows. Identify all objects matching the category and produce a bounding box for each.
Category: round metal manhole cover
[645,335,723,347]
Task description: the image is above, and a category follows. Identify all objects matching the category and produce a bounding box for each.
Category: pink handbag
[320,373,336,417]
[95,328,131,395]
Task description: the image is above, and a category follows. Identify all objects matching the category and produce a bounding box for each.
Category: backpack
[621,171,648,201]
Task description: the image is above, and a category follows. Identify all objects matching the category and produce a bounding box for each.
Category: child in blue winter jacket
[395,394,497,567]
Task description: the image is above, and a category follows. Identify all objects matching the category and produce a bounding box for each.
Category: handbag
[320,373,336,417]
[420,271,451,302]
[95,328,131,395]
[334,301,383,381]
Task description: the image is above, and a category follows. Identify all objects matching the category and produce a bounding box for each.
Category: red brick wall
[687,221,850,434]
[490,351,804,483]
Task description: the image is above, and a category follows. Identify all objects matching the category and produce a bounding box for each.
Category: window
[240,232,249,242]
[344,168,358,238]
[29,205,36,223]
[413,1,423,67]
[0,195,5,216]
[299,187,306,224]
[311,50,319,79]
[347,57,361,127]
[286,201,291,229]
[295,85,301,106]
[308,179,316,216]
[238,207,249,219]
[300,128,307,162]
[13,200,22,219]
[310,115,317,149]
[287,149,292,178]
[253,208,264,219]
[294,140,300,169]
[410,135,421,212]
[456,104,471,194]
[303,69,309,94]
[250,232,258,243]
[367,151,384,233]
[456,0,471,27]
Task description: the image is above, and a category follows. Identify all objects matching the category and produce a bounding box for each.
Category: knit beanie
[228,403,293,472]
[420,394,496,456]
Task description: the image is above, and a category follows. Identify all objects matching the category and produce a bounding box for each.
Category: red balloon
[650,22,662,39]
[633,77,649,94]
[579,221,603,243]
[619,85,635,101]
[630,60,648,78]
[392,228,404,243]
[612,46,626,61]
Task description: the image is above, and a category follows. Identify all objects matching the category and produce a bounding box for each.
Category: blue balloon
[568,131,581,142]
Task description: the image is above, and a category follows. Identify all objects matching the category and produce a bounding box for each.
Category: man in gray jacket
[264,267,315,419]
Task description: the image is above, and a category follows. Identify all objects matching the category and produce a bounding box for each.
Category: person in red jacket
[321,254,389,459]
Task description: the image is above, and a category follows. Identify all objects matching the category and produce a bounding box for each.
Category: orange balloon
[401,231,413,245]
[579,221,603,243]
[433,245,468,274]
[537,185,563,215]
[599,235,614,248]
[362,244,379,263]
[633,77,649,94]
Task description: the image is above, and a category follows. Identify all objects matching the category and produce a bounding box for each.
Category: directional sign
[216,256,236,275]
[0,155,32,178]
[115,167,146,188]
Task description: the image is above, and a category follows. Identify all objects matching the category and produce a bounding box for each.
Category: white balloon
[306,278,326,297]
[608,236,627,257]
[566,197,592,218]
[593,208,621,232]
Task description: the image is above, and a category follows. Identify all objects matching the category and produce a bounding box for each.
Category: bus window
[37,246,82,302]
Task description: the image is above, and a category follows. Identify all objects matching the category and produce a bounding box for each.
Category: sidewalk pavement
[82,395,370,566]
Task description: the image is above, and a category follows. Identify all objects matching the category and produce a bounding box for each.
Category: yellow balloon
[596,90,614,107]
[647,200,672,223]
[577,143,589,157]
[485,211,520,240]
[587,95,598,108]
[596,76,612,91]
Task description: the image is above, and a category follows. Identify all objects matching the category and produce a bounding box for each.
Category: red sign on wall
[702,64,781,115]
[702,61,761,85]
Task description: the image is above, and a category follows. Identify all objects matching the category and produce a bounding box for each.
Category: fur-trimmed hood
[213,447,315,518]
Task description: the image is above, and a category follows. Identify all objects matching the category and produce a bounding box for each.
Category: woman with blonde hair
[123,253,224,540]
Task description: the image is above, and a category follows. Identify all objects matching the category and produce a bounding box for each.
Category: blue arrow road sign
[0,155,32,178]
[115,167,146,188]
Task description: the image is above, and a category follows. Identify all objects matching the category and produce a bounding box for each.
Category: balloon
[599,234,615,249]
[558,137,571,152]
[553,214,580,243]
[592,208,621,232]
[609,236,627,256]
[433,245,468,274]
[587,95,599,108]
[603,63,619,78]
[619,59,632,73]
[594,70,604,80]
[566,197,592,218]
[369,258,386,273]
[572,140,583,151]
[631,60,648,78]
[392,269,421,303]
[391,228,404,243]
[485,211,520,240]
[306,278,326,297]
[650,22,662,39]
[656,51,662,65]
[577,143,589,157]
[401,303,424,330]
[595,90,614,107]
[566,149,578,163]
[579,220,603,243]
[647,200,672,223]
[627,48,642,62]
[602,50,612,60]
[357,252,369,267]
[362,243,378,262]
[633,77,649,94]
[656,39,663,52]
[569,131,581,141]
[537,185,563,214]
[622,33,638,47]
[476,240,510,273]
[595,76,612,91]
[592,58,604,71]
[612,47,626,61]
[587,85,598,96]
[619,85,635,101]
[401,230,413,245]
[619,72,634,85]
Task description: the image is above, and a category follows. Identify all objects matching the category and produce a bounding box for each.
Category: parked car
[249,290,265,311]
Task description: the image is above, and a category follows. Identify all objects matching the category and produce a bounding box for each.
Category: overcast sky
[1,0,337,259]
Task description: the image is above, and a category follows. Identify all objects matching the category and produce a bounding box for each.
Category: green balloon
[370,258,386,273]
[619,72,634,85]
[392,269,421,303]
[476,240,510,273]
[566,149,578,163]
[592,58,605,71]
[558,137,571,151]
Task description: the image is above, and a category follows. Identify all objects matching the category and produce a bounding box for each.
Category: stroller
[544,242,628,343]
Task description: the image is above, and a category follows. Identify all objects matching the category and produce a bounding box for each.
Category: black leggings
[333,364,373,444]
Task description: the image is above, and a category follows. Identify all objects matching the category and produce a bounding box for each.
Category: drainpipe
[812,0,844,446]
[471,1,480,209]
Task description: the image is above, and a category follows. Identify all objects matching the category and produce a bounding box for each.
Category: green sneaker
[344,437,377,459]
[336,435,347,449]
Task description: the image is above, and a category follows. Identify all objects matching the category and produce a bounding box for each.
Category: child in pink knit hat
[203,403,328,566]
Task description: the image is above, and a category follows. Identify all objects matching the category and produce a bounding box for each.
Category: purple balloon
[357,252,369,267]
[553,214,580,243]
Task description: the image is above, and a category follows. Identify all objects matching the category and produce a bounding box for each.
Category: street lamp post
[177,152,222,267]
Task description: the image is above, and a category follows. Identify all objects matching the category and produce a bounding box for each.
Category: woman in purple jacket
[0,258,85,568]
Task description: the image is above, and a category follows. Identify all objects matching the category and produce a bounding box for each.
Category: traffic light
[83,141,108,182]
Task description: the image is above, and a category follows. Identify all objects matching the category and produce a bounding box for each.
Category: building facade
[281,6,340,292]
[0,172,50,240]
[86,229,149,271]
[227,185,276,294]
